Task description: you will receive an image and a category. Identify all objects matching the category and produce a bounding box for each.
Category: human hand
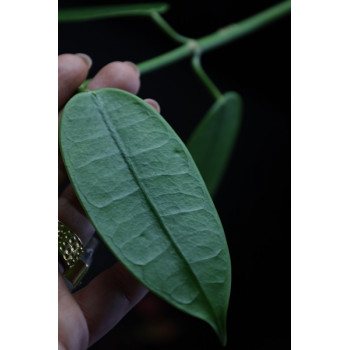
[58,54,160,350]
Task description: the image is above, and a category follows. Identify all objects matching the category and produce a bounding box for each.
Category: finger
[58,185,95,245]
[58,53,92,110]
[58,273,89,350]
[144,98,161,113]
[86,61,140,94]
[74,262,148,347]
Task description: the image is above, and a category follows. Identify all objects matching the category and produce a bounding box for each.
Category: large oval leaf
[59,88,231,344]
[58,3,169,23]
[187,92,242,196]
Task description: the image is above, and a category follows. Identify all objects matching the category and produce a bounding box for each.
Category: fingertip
[58,53,91,109]
[144,98,161,113]
[123,61,140,77]
[75,53,93,69]
[87,61,140,94]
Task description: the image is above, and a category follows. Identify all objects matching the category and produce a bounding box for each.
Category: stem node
[138,1,290,75]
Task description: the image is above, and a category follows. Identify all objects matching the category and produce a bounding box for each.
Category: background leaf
[58,3,169,22]
[59,88,231,344]
[187,92,242,196]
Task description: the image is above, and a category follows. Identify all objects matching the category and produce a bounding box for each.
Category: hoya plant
[59,1,290,346]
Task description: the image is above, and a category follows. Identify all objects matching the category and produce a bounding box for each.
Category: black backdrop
[59,1,291,349]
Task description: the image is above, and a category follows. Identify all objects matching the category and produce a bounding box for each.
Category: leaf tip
[216,320,228,346]
[206,311,228,346]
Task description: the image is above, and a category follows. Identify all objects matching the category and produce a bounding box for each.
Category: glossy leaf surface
[58,3,169,22]
[187,92,242,195]
[59,88,231,344]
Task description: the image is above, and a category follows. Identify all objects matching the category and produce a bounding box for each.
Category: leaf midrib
[90,90,219,326]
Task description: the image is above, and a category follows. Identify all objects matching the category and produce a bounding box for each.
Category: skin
[58,54,160,350]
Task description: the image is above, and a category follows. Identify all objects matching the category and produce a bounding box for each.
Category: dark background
[59,0,291,349]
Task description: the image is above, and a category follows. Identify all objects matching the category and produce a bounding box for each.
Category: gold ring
[58,220,89,289]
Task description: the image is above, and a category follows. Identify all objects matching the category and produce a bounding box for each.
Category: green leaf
[58,3,169,23]
[59,88,231,345]
[187,92,242,196]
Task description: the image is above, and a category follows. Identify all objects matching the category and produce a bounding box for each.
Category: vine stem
[137,0,291,74]
[77,86,90,93]
[150,12,189,44]
[191,55,223,101]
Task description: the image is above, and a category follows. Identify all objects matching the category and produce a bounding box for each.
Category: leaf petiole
[150,12,190,44]
[191,55,223,101]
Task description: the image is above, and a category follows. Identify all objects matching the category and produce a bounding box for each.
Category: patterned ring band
[58,220,89,289]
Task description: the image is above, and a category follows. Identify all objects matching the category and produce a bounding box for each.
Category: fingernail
[124,61,140,76]
[144,98,161,113]
[76,53,93,69]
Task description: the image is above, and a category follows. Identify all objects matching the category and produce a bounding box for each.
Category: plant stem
[77,85,90,93]
[150,12,189,44]
[191,55,223,101]
[138,0,290,74]
[137,42,194,75]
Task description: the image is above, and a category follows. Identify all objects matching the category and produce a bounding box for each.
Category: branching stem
[137,1,290,74]
[78,1,290,92]
[191,55,223,101]
[150,12,189,44]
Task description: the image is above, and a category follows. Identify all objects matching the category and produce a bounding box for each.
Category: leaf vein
[91,91,219,323]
